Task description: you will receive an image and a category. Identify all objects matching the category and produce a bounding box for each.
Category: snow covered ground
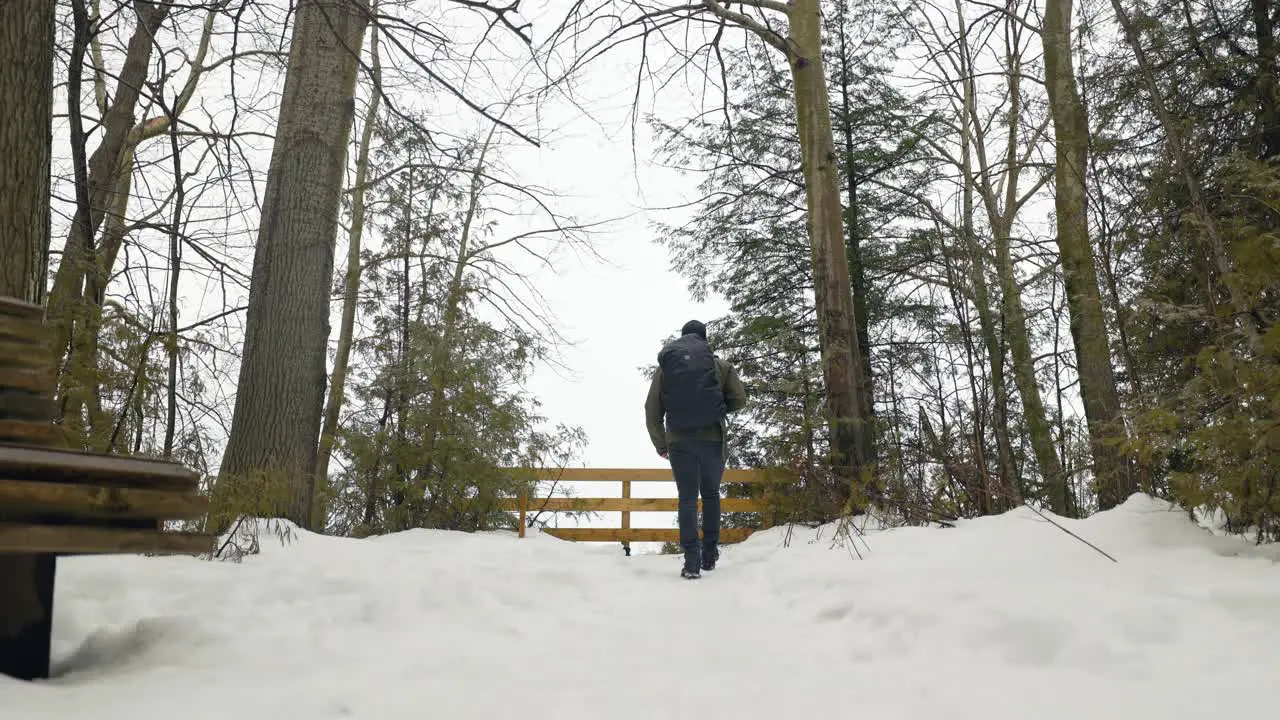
[4,495,1279,719]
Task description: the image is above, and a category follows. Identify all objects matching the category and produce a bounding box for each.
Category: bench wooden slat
[0,295,217,682]
[502,497,765,513]
[0,391,55,421]
[0,420,61,446]
[0,339,53,370]
[0,315,47,343]
[0,298,43,320]
[527,467,769,483]
[0,366,55,395]
[540,527,757,544]
[0,445,199,491]
[0,478,208,521]
[0,523,214,556]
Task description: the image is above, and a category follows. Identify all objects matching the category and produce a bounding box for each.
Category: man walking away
[645,320,747,579]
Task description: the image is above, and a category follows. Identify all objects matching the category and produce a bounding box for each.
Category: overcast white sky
[509,107,731,470]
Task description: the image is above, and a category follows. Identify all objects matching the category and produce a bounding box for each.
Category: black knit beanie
[681,320,707,340]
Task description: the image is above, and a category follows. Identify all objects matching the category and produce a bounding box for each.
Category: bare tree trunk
[963,249,1014,512]
[1042,0,1132,509]
[1083,29,1143,402]
[922,357,966,510]
[939,227,993,514]
[162,88,185,458]
[362,388,394,531]
[58,0,96,442]
[59,7,238,446]
[218,0,370,528]
[834,0,877,470]
[56,1,170,445]
[983,29,1057,512]
[691,0,873,508]
[1049,276,1075,515]
[953,20,1017,511]
[787,0,871,507]
[886,342,905,489]
[0,0,56,681]
[391,166,416,528]
[313,16,382,530]
[1090,186,1150,495]
[0,3,52,304]
[47,1,170,364]
[58,4,221,312]
[801,360,818,472]
[996,231,1067,512]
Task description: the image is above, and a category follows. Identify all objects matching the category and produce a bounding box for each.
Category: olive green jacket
[644,355,747,454]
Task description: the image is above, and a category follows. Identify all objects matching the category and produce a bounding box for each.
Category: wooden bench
[0,296,214,681]
[502,467,785,554]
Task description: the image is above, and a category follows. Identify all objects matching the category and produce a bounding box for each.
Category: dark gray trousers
[668,439,725,551]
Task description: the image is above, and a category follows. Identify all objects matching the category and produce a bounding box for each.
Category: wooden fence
[500,468,778,554]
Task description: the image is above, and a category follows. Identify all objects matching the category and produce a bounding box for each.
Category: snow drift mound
[3,494,1277,720]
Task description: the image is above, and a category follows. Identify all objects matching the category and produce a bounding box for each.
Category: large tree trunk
[787,0,872,509]
[0,4,52,304]
[1042,0,1132,509]
[218,0,370,528]
[833,0,877,472]
[0,0,56,682]
[313,16,382,531]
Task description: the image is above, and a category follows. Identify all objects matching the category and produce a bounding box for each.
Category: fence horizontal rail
[541,527,755,544]
[498,497,765,513]
[511,467,773,484]
[505,466,790,550]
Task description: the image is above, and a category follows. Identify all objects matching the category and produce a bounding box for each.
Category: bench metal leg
[0,553,56,681]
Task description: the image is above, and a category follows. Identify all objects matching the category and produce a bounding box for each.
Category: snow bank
[3,494,1277,719]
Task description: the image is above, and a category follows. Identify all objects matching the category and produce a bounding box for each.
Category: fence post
[759,475,771,531]
[621,479,631,556]
[518,490,527,539]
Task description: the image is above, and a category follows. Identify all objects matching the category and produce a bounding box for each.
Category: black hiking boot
[681,545,701,579]
[701,544,718,572]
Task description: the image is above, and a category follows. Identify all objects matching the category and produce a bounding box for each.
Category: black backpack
[658,334,727,431]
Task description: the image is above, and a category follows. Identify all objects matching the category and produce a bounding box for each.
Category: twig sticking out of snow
[830,515,866,560]
[1019,503,1119,563]
[770,488,1118,564]
[214,516,296,562]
